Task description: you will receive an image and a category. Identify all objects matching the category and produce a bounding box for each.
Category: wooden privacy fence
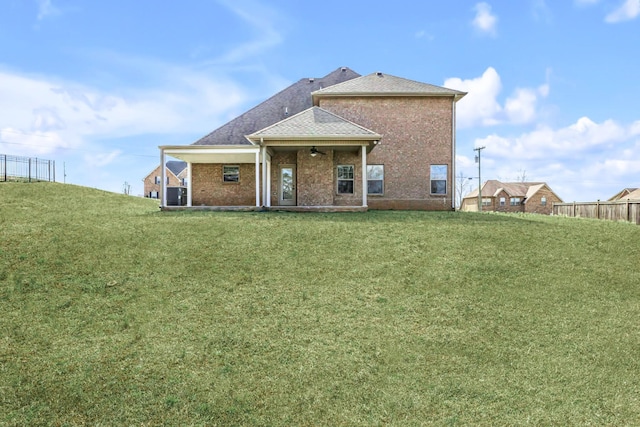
[1,154,55,183]
[553,200,640,225]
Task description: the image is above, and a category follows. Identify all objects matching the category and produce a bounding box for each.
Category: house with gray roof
[143,161,187,200]
[460,179,564,214]
[159,67,466,211]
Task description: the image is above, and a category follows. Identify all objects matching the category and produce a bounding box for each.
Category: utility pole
[474,146,486,212]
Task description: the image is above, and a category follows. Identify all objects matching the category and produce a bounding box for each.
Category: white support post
[187,162,192,207]
[261,146,267,207]
[361,145,368,207]
[266,154,272,207]
[160,149,166,208]
[255,151,260,207]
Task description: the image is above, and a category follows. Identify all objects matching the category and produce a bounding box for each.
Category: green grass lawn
[1,182,639,426]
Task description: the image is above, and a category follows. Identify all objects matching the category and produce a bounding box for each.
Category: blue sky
[1,0,639,202]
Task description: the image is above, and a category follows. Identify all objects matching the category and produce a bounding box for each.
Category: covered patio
[158,107,381,212]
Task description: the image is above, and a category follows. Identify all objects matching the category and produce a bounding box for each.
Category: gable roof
[312,72,466,101]
[463,180,562,203]
[609,187,639,201]
[247,107,381,140]
[143,161,187,181]
[192,67,361,146]
[166,161,187,176]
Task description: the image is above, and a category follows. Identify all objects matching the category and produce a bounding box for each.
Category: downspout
[451,98,456,210]
[160,149,166,209]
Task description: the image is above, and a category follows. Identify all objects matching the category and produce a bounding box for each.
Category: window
[154,176,160,184]
[510,197,521,206]
[500,197,506,206]
[541,196,547,206]
[150,191,159,199]
[223,165,240,183]
[337,165,354,194]
[181,178,188,186]
[430,165,447,195]
[482,198,492,207]
[367,165,384,195]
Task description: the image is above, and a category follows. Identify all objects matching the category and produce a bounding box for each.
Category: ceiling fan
[310,146,326,157]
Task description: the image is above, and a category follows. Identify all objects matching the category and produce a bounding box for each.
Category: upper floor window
[223,165,240,183]
[367,165,384,195]
[337,165,354,194]
[430,165,447,195]
[541,196,547,206]
[154,176,160,184]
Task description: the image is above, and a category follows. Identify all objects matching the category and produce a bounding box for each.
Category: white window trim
[223,165,240,183]
[366,164,384,195]
[337,165,355,195]
[430,164,448,195]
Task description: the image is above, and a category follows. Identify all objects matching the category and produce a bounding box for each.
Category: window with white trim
[223,165,240,183]
[337,165,354,194]
[510,197,521,206]
[154,176,160,184]
[367,165,384,195]
[482,198,492,206]
[541,196,547,206]
[500,197,506,206]
[430,165,447,195]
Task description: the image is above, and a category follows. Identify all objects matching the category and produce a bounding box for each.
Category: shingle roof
[464,180,546,199]
[192,67,361,146]
[312,72,466,99]
[166,160,187,176]
[248,107,380,139]
[609,187,640,201]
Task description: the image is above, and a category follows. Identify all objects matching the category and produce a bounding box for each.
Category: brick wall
[143,165,182,198]
[524,186,561,215]
[191,163,258,206]
[320,96,454,210]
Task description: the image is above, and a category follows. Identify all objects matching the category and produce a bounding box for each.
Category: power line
[0,139,156,158]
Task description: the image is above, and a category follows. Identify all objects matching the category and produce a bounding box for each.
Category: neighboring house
[460,180,563,215]
[159,67,466,211]
[609,188,640,201]
[143,161,187,199]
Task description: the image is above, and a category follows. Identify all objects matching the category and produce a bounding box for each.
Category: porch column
[160,149,166,208]
[186,162,192,207]
[255,150,260,207]
[266,154,271,207]
[361,145,367,207]
[261,146,267,207]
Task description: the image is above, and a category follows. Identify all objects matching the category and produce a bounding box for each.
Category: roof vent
[376,71,383,76]
[309,78,315,83]
[341,67,347,71]
[284,107,289,116]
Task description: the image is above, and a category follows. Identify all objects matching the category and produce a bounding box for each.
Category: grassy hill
[1,182,639,425]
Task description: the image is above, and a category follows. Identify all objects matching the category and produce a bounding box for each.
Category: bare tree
[515,168,527,182]
[455,171,474,209]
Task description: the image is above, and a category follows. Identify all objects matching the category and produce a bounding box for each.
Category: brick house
[460,180,563,214]
[159,67,466,211]
[143,161,187,199]
[609,187,640,201]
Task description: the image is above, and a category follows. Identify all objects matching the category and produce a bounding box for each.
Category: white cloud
[445,67,549,128]
[462,116,640,201]
[36,0,60,21]
[575,0,600,5]
[213,0,285,63]
[472,2,498,37]
[605,0,640,22]
[0,66,248,157]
